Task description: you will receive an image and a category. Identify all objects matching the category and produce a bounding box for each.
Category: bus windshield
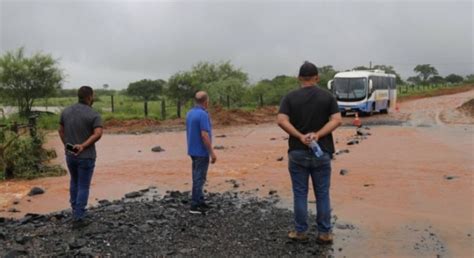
[333,77,367,101]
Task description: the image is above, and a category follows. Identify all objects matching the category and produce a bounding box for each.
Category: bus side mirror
[369,80,373,92]
[327,80,333,90]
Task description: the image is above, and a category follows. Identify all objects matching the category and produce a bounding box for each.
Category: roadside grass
[398,83,473,101]
[1,83,472,130]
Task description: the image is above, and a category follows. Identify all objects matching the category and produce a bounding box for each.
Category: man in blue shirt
[186,91,217,214]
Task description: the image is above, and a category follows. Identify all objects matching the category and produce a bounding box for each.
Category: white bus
[328,70,397,116]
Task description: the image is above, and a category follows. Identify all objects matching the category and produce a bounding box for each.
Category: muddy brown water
[1,90,473,257]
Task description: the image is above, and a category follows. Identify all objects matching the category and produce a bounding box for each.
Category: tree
[352,66,370,71]
[318,65,338,89]
[207,78,247,108]
[429,75,445,84]
[168,61,249,111]
[127,79,165,117]
[407,76,421,84]
[252,80,272,107]
[167,72,196,118]
[465,74,474,83]
[0,48,64,116]
[372,65,404,84]
[414,64,438,83]
[444,74,464,84]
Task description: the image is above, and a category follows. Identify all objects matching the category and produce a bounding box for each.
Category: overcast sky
[1,0,472,89]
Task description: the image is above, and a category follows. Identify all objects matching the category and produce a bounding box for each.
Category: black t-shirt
[278,85,340,153]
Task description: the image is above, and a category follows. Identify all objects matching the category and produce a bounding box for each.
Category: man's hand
[308,132,320,142]
[73,144,85,156]
[210,151,217,164]
[299,134,312,146]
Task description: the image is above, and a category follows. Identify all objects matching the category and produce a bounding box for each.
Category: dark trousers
[190,156,210,207]
[288,150,332,233]
[66,155,95,220]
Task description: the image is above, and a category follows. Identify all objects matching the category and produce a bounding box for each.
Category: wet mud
[1,90,473,257]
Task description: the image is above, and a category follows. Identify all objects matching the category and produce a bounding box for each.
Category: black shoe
[72,218,91,229]
[199,203,212,210]
[189,206,204,215]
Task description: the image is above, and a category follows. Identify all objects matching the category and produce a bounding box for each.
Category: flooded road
[1,90,473,257]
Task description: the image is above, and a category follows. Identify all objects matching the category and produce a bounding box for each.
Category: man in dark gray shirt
[59,86,103,228]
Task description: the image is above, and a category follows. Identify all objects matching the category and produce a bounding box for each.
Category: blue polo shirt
[186,106,212,157]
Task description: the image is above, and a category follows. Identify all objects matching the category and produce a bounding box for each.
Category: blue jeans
[288,150,332,233]
[66,155,96,220]
[191,156,210,207]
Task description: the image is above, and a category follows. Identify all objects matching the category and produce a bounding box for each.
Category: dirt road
[1,90,473,257]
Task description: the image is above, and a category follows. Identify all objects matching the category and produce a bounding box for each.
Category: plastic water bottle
[309,140,324,158]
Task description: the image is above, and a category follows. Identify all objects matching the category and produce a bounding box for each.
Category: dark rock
[151,146,165,152]
[15,235,29,245]
[125,191,143,198]
[4,248,28,258]
[335,149,350,155]
[276,157,284,162]
[335,223,355,230]
[138,224,152,232]
[468,234,471,237]
[269,190,277,195]
[0,190,332,256]
[347,140,359,145]
[363,184,374,187]
[12,200,20,205]
[69,238,87,249]
[270,138,276,141]
[8,208,20,213]
[27,187,45,196]
[214,145,225,150]
[444,175,458,180]
[216,134,227,138]
[78,247,94,256]
[98,199,112,206]
[339,169,349,176]
[356,129,371,136]
[139,188,150,193]
[105,204,125,213]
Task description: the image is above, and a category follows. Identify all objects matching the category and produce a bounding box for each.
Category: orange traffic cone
[353,112,362,127]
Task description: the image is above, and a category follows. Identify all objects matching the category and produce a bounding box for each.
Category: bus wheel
[381,101,390,114]
[341,111,347,117]
[367,104,375,116]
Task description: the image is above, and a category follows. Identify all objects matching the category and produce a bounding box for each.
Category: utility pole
[369,61,372,69]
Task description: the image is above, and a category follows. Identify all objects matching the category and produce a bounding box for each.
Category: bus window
[333,77,367,101]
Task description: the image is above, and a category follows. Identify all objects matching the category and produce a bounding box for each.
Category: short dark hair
[298,61,319,77]
[78,86,94,103]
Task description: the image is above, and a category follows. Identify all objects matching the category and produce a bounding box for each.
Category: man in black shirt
[277,61,342,244]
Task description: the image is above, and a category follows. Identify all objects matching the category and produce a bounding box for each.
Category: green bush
[0,126,66,180]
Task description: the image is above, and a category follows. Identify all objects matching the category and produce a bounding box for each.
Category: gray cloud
[1,0,472,89]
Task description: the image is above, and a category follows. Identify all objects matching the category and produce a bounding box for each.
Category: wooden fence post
[111,95,115,113]
[161,99,166,120]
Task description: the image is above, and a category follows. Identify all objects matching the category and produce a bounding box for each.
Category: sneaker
[288,231,309,242]
[316,232,334,245]
[72,218,90,230]
[189,206,204,215]
[199,203,212,210]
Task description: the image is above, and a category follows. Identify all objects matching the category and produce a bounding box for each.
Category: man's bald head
[194,91,209,105]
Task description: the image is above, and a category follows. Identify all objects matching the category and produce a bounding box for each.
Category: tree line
[1,48,473,118]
